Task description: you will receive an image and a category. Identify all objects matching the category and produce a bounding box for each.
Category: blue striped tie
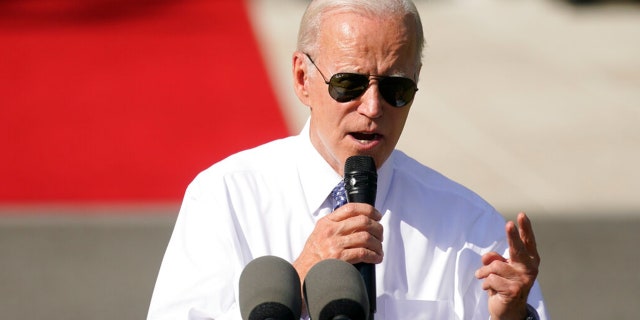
[331,180,347,211]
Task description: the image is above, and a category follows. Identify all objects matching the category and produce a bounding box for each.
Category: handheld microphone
[239,256,302,320]
[344,155,377,319]
[303,259,370,320]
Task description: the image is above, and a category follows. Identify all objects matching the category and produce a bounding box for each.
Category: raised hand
[475,212,541,319]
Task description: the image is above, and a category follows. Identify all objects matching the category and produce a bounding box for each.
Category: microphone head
[344,155,377,205]
[303,259,370,320]
[344,155,376,174]
[239,256,302,320]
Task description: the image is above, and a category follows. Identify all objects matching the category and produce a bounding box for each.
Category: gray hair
[296,0,425,65]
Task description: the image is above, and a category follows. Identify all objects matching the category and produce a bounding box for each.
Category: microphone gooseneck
[239,256,302,320]
[344,155,377,320]
[303,259,370,320]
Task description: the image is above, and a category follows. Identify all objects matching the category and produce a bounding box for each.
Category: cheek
[394,108,411,130]
[308,81,331,106]
[387,110,410,144]
[312,97,348,127]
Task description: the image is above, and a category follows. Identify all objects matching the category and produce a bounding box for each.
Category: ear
[292,51,311,107]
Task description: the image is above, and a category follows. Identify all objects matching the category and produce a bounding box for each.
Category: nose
[356,83,384,119]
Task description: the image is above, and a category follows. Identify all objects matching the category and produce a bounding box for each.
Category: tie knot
[331,180,347,211]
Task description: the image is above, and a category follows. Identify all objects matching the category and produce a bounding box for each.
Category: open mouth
[349,132,380,142]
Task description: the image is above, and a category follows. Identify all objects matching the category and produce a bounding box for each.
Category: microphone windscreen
[344,156,377,205]
[344,155,376,175]
[239,255,302,320]
[303,259,369,320]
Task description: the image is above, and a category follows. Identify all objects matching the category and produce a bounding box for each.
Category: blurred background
[1,0,639,319]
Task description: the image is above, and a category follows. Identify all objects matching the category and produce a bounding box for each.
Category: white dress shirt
[148,121,548,320]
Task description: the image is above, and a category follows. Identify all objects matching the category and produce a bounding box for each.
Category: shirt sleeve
[461,211,549,320]
[147,174,247,320]
[526,280,549,320]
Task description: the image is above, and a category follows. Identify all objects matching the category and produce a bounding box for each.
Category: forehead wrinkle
[318,12,418,77]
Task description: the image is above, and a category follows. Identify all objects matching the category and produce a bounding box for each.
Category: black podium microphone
[344,155,377,319]
[303,259,370,320]
[239,256,302,320]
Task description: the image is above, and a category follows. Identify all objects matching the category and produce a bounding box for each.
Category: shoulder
[391,150,492,209]
[206,136,297,174]
[388,150,505,231]
[187,136,300,195]
[385,151,508,249]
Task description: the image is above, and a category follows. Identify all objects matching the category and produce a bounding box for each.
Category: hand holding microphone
[293,155,383,283]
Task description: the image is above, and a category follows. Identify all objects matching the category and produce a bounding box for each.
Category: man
[148,0,547,319]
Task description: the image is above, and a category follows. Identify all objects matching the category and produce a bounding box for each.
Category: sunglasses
[305,53,418,108]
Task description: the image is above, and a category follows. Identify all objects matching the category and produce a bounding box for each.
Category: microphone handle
[354,262,375,319]
[345,191,377,318]
[344,155,377,319]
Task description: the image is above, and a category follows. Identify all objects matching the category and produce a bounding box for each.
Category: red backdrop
[0,0,289,203]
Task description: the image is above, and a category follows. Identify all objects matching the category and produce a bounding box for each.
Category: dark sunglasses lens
[379,77,417,107]
[328,73,369,102]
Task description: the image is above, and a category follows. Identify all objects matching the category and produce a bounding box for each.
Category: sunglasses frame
[304,53,418,108]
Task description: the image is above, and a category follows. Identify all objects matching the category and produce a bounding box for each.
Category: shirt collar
[295,118,395,214]
[296,119,343,215]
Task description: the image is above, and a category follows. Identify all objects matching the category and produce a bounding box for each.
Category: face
[293,11,420,175]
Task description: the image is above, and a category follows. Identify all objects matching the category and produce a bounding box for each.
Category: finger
[481,273,526,302]
[328,203,382,222]
[327,204,383,242]
[517,212,539,260]
[332,213,383,241]
[349,231,384,257]
[481,251,507,266]
[481,273,510,292]
[335,230,384,264]
[506,220,526,262]
[476,259,511,280]
[319,213,383,248]
[341,245,384,264]
[476,252,507,279]
[476,257,526,283]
